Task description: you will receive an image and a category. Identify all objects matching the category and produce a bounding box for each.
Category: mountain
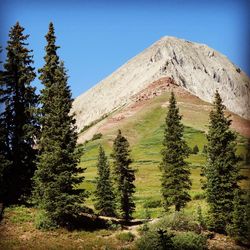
[72,36,250,133]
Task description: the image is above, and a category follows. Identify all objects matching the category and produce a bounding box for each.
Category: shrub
[136,229,174,250]
[106,220,122,230]
[192,145,199,154]
[202,145,207,154]
[35,210,58,230]
[138,223,150,234]
[172,232,207,250]
[196,205,206,230]
[92,133,103,141]
[116,232,135,242]
[154,212,200,233]
[143,199,162,208]
[193,192,206,200]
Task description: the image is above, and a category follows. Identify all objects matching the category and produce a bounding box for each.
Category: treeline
[0,22,249,244]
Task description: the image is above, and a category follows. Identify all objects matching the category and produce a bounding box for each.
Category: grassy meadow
[78,91,250,219]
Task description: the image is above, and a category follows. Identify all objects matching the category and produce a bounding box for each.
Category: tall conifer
[33,23,86,227]
[94,145,116,216]
[202,90,243,232]
[0,47,11,202]
[1,23,38,204]
[160,92,191,211]
[112,130,135,221]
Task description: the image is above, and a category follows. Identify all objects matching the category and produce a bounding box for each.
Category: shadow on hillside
[66,212,147,231]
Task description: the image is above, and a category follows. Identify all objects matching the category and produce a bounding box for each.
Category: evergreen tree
[112,130,135,221]
[94,145,116,216]
[1,23,38,204]
[0,46,11,202]
[228,189,248,243]
[202,90,243,232]
[202,145,207,154]
[160,92,191,211]
[33,23,86,227]
[192,145,199,154]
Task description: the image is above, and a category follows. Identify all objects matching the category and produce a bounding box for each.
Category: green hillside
[78,91,250,219]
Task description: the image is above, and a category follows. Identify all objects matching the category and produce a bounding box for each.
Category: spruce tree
[229,189,248,243]
[160,91,191,211]
[33,23,86,227]
[1,23,38,204]
[112,130,135,221]
[94,145,116,216]
[0,47,11,202]
[202,90,243,232]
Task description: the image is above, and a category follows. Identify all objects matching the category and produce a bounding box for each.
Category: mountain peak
[72,37,250,132]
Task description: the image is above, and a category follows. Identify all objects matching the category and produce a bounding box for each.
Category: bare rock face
[72,36,250,131]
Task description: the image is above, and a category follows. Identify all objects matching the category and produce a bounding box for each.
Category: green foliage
[202,145,207,154]
[32,23,86,227]
[160,92,191,211]
[155,212,200,233]
[143,199,162,208]
[172,232,207,250]
[94,145,116,216]
[192,145,199,154]
[112,130,136,221]
[196,205,206,230]
[202,90,244,233]
[137,227,206,250]
[227,190,249,244]
[193,192,206,200]
[8,205,34,224]
[136,229,175,250]
[92,133,103,141]
[35,210,58,230]
[0,22,38,204]
[116,232,135,242]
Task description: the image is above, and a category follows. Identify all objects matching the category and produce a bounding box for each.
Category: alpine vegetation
[94,145,116,216]
[32,23,86,227]
[112,130,136,221]
[160,92,191,211]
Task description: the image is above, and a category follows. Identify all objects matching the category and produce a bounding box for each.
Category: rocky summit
[72,36,250,132]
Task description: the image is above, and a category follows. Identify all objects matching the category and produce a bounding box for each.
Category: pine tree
[192,145,199,154]
[1,23,38,204]
[229,189,248,243]
[33,23,86,227]
[160,91,191,211]
[94,145,116,216]
[0,46,11,202]
[202,90,243,232]
[112,130,135,221]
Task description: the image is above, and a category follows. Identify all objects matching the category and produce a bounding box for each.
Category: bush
[172,232,207,250]
[202,145,207,154]
[193,192,206,200]
[143,199,162,208]
[106,220,122,230]
[154,212,200,233]
[35,210,58,230]
[136,229,174,250]
[116,232,135,242]
[192,145,199,154]
[92,133,103,141]
[196,206,206,230]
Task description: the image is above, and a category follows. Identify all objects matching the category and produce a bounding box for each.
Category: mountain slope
[72,36,250,132]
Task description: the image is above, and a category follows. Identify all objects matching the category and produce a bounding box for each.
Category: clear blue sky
[1,0,249,98]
